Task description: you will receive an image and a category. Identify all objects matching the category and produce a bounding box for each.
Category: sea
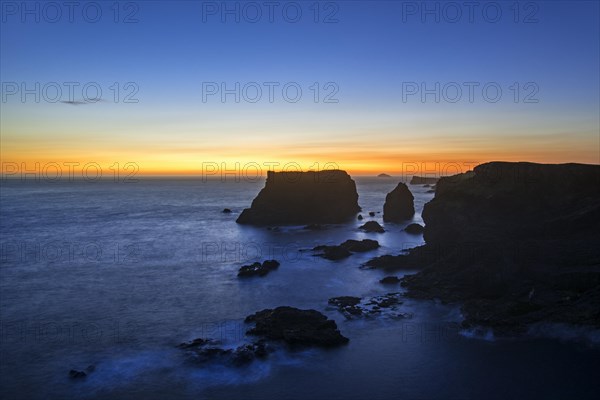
[1,177,599,399]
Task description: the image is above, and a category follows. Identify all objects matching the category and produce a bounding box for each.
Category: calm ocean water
[1,178,599,399]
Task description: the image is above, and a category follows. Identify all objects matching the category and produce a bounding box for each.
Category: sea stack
[236,170,360,226]
[383,183,415,222]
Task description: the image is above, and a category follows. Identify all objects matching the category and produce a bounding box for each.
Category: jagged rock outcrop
[383,183,415,222]
[236,170,360,226]
[401,162,600,334]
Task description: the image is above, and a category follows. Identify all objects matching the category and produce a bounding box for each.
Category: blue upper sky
[1,1,599,172]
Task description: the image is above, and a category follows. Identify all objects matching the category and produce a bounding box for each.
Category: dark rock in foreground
[410,176,439,185]
[401,162,600,334]
[383,183,415,222]
[236,170,360,226]
[404,223,425,234]
[245,306,349,347]
[238,260,280,277]
[359,221,385,233]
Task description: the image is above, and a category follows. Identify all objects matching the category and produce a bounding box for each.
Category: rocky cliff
[236,170,360,226]
[402,162,600,334]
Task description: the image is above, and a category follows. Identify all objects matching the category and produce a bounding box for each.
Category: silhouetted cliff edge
[237,170,360,226]
[402,162,600,334]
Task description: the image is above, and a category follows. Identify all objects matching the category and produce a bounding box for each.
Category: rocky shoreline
[70,163,600,378]
[400,162,600,335]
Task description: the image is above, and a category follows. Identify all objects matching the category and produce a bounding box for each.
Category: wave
[459,327,496,342]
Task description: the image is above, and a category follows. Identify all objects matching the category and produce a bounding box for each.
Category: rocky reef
[245,306,349,347]
[177,338,271,366]
[401,162,600,334]
[238,260,280,277]
[327,293,410,319]
[383,183,415,222]
[236,170,360,226]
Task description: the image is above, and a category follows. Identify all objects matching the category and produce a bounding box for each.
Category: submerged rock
[68,365,94,380]
[383,183,415,222]
[357,214,363,220]
[369,211,376,217]
[359,221,385,233]
[238,260,280,277]
[222,208,232,213]
[68,370,87,379]
[236,170,360,226]
[245,306,349,347]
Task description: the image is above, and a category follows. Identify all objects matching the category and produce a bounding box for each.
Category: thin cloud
[60,99,107,106]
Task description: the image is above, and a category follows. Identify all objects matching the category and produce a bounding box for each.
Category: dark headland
[402,162,600,334]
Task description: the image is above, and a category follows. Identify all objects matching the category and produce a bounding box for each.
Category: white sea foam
[459,327,496,342]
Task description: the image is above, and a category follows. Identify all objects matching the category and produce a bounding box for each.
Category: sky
[1,0,599,176]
